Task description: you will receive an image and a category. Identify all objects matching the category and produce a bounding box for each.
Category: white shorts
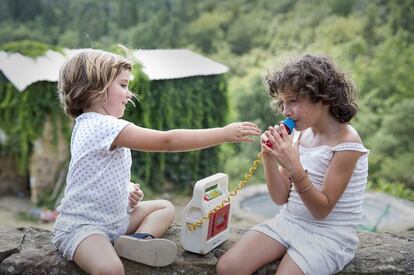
[52,222,129,261]
[251,213,356,275]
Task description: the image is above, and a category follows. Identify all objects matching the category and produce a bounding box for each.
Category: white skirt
[251,211,358,275]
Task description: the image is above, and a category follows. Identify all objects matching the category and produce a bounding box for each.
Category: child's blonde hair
[58,49,132,118]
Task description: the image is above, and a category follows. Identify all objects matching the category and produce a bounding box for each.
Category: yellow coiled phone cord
[187,152,263,231]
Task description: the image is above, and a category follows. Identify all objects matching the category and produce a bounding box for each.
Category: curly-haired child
[217,54,368,275]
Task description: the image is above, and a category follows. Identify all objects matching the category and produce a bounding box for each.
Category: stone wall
[1,225,413,274]
[0,117,69,202]
[0,156,28,196]
[29,117,69,205]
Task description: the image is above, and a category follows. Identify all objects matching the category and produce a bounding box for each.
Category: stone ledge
[1,226,413,274]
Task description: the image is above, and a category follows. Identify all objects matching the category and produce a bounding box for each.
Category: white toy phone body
[180,173,231,255]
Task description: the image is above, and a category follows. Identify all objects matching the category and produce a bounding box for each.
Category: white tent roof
[134,49,228,80]
[0,48,228,91]
[0,50,66,91]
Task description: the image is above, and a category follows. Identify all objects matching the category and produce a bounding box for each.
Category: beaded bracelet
[288,169,308,184]
[289,169,313,194]
[297,183,313,194]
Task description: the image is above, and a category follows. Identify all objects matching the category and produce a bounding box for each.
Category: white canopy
[135,49,228,80]
[0,48,228,91]
[0,50,66,91]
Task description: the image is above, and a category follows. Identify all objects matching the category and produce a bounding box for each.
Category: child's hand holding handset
[261,118,295,150]
[128,182,144,209]
[262,118,295,148]
[261,118,300,173]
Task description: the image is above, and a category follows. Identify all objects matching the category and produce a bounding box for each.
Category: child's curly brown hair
[265,54,358,123]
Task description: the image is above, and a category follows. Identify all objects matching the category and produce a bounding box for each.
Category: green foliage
[223,145,264,190]
[58,31,81,48]
[388,0,414,41]
[226,14,267,55]
[0,40,70,177]
[352,30,414,191]
[367,99,414,188]
[0,81,70,174]
[368,179,414,202]
[1,0,414,198]
[5,0,43,22]
[233,70,280,131]
[186,11,228,53]
[0,40,63,57]
[0,23,52,46]
[327,0,356,16]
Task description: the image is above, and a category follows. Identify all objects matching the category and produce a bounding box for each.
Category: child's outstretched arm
[112,122,260,152]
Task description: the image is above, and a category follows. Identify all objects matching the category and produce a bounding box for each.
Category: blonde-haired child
[53,49,260,274]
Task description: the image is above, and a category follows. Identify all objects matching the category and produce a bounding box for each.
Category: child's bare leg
[217,231,287,275]
[276,253,304,275]
[73,234,124,275]
[126,200,175,236]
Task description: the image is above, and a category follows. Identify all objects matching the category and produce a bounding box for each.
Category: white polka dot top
[54,112,131,232]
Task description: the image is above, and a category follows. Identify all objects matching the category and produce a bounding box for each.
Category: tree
[369,99,414,188]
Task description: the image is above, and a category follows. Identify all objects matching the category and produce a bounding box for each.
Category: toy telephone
[180,118,295,255]
[180,173,231,254]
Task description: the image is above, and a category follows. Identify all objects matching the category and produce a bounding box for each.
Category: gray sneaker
[114,233,177,267]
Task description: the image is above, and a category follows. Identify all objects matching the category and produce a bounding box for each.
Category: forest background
[0,0,413,201]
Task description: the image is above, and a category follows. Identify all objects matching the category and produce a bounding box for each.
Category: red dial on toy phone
[264,118,296,149]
